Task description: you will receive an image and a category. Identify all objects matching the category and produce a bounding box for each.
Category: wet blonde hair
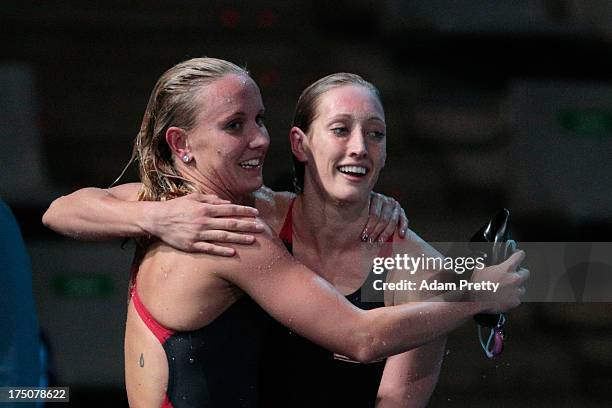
[117,57,248,201]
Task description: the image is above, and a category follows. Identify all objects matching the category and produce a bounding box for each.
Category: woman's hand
[470,250,529,314]
[143,193,263,256]
[362,192,409,244]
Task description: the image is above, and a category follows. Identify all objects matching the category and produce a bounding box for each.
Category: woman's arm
[214,223,527,363]
[375,233,448,407]
[43,183,145,239]
[376,338,446,408]
[43,184,408,253]
[42,183,262,256]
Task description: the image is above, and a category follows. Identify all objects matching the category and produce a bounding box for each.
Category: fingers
[510,268,529,303]
[514,267,530,284]
[186,194,259,217]
[200,230,257,245]
[502,250,525,271]
[372,198,395,239]
[364,193,409,242]
[190,242,236,257]
[377,202,400,244]
[205,204,259,218]
[364,193,396,243]
[363,193,384,242]
[206,218,264,233]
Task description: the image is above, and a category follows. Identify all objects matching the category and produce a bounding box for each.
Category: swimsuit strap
[128,247,174,344]
[130,283,174,344]
[278,197,296,244]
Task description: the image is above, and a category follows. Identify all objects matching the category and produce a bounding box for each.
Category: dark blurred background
[2,1,611,406]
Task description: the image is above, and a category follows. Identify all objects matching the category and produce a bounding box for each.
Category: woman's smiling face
[301,84,386,203]
[186,74,269,199]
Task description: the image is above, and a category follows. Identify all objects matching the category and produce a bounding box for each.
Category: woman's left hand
[362,192,409,244]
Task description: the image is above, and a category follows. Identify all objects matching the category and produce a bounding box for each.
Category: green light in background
[558,108,612,137]
[51,274,114,298]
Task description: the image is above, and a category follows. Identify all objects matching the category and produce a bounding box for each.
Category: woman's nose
[348,132,367,158]
[249,126,270,150]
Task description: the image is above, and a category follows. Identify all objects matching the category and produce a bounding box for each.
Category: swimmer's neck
[294,182,370,252]
[184,172,255,206]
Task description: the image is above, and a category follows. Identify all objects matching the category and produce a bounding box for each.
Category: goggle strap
[477,314,506,358]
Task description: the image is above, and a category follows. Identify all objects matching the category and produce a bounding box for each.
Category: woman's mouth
[337,165,369,178]
[239,158,262,169]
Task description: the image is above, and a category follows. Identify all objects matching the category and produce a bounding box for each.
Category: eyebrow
[327,113,385,124]
[218,108,266,122]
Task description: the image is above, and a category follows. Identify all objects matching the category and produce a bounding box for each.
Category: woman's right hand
[143,193,263,256]
[470,250,529,314]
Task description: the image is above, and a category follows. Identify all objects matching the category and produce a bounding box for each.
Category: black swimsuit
[260,199,390,408]
[130,269,273,407]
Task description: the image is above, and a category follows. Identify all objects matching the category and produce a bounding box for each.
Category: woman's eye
[225,121,243,131]
[368,131,385,140]
[256,115,266,127]
[331,127,349,135]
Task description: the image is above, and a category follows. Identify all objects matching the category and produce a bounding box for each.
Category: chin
[331,187,370,204]
[236,178,264,196]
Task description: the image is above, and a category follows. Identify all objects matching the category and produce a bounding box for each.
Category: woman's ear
[289,126,308,162]
[166,127,191,162]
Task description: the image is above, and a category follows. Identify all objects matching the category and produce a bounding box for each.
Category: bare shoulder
[137,243,241,330]
[253,186,296,234]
